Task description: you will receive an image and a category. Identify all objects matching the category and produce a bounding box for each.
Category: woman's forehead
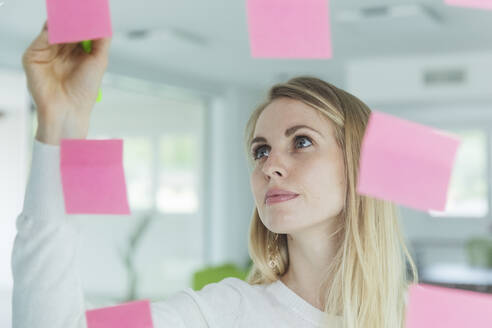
[255,98,332,135]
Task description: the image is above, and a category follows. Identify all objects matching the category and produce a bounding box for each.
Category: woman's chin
[263,216,310,235]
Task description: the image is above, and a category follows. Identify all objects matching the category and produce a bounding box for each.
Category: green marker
[81,40,92,53]
[80,40,103,102]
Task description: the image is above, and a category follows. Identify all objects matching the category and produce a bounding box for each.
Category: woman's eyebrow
[250,125,323,148]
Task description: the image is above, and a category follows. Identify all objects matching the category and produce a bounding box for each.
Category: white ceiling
[1,0,492,91]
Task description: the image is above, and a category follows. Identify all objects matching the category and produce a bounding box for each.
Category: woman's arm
[12,21,110,326]
[12,141,88,328]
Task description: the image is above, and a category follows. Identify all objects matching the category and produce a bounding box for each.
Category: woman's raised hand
[22,22,111,145]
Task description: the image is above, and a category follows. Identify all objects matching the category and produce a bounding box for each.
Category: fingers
[89,37,111,69]
[29,21,50,50]
[22,21,51,68]
[91,37,112,57]
[34,20,111,58]
[57,43,81,61]
[24,20,111,71]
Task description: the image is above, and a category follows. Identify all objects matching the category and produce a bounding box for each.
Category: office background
[2,0,492,326]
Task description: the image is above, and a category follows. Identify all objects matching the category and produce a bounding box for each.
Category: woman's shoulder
[210,276,265,290]
[190,277,268,303]
[169,278,272,326]
[151,278,259,327]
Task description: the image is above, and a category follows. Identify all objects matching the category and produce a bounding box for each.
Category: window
[124,138,153,210]
[106,134,201,214]
[429,130,489,218]
[157,135,199,214]
[76,74,207,300]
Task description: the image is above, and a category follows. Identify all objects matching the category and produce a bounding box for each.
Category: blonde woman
[12,23,417,328]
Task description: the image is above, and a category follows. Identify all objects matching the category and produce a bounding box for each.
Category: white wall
[346,51,492,105]
[346,52,492,269]
[207,86,264,267]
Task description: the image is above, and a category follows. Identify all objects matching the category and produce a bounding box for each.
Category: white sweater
[11,140,343,328]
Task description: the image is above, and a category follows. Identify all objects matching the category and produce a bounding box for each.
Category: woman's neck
[279,220,341,311]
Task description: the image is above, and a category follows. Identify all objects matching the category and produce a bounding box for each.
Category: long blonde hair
[244,77,418,328]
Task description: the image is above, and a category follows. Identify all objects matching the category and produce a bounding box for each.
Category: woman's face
[250,97,346,234]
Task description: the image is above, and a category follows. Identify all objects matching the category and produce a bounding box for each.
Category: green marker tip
[81,40,92,53]
[96,89,102,102]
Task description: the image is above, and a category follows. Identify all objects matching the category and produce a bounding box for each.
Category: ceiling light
[337,4,440,22]
[122,27,208,47]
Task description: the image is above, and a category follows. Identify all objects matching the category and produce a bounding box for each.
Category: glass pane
[124,137,153,210]
[430,130,488,218]
[157,135,199,214]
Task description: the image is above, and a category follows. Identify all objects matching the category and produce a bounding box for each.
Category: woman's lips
[265,194,299,205]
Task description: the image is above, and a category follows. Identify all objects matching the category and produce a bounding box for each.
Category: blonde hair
[243,77,418,328]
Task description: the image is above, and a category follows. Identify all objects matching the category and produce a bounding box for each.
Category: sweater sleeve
[11,139,88,328]
[11,140,200,328]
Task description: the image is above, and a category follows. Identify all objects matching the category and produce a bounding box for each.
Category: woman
[12,23,417,328]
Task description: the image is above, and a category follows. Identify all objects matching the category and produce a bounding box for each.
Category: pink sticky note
[357,111,461,211]
[46,0,112,44]
[246,0,333,58]
[406,284,492,328]
[445,0,492,10]
[86,300,154,328]
[60,139,130,215]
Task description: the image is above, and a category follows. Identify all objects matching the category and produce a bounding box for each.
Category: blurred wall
[346,52,492,268]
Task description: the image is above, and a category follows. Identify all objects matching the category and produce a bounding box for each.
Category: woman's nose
[262,152,287,178]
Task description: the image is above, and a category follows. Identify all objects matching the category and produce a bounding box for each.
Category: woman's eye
[252,136,313,161]
[253,145,270,160]
[295,136,313,149]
